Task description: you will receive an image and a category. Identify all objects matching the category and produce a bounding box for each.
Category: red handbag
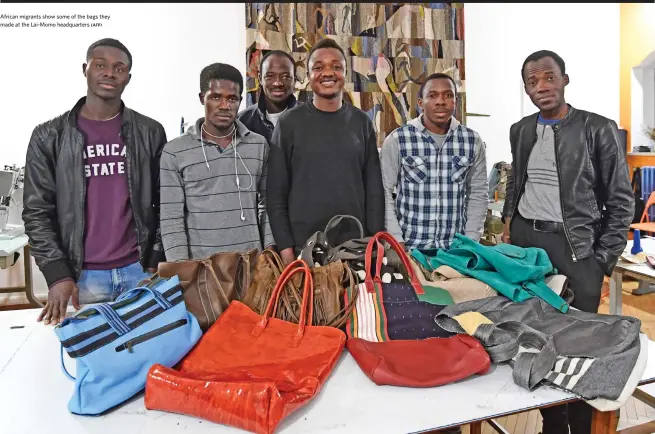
[144,260,346,434]
[347,335,491,387]
[344,231,491,387]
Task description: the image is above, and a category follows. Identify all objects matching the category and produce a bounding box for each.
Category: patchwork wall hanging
[245,3,466,146]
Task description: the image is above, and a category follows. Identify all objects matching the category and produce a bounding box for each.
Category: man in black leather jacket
[22,38,167,325]
[501,50,634,434]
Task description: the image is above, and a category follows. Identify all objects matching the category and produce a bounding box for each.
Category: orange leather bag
[144,259,346,434]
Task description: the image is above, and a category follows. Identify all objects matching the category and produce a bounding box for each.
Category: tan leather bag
[242,249,358,328]
[156,249,258,331]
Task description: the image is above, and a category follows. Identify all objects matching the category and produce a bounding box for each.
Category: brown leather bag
[242,249,358,328]
[156,249,258,331]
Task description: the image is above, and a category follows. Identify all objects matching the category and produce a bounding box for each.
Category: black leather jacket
[502,105,634,276]
[22,97,168,287]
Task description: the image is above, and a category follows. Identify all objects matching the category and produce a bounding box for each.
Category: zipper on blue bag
[114,319,188,353]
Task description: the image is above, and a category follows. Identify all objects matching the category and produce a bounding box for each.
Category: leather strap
[532,219,563,234]
[363,231,424,295]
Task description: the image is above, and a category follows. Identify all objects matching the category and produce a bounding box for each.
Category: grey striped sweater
[160,118,274,261]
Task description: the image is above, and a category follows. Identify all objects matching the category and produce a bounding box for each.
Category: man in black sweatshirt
[267,38,385,264]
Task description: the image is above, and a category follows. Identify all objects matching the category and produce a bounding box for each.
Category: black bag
[300,215,372,266]
[633,167,645,223]
[299,215,404,273]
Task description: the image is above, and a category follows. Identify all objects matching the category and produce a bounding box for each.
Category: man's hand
[501,221,511,244]
[37,280,80,325]
[280,247,296,266]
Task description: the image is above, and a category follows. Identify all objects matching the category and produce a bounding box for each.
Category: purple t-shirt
[77,114,139,270]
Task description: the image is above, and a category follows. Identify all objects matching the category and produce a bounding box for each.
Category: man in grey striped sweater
[160,63,275,261]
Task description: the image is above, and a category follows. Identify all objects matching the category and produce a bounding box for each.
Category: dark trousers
[511,213,606,434]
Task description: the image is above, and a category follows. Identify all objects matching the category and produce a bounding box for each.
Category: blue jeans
[77,261,152,304]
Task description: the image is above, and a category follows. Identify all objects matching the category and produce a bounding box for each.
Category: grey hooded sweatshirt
[160,118,274,261]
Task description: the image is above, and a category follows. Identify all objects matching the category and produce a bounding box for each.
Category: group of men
[22,37,633,434]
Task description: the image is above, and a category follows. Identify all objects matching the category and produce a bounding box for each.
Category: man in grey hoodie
[160,63,275,261]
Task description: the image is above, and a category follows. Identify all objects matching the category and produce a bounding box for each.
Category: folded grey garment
[434,296,644,408]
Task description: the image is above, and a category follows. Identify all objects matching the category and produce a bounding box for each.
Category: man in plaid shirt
[380,73,488,253]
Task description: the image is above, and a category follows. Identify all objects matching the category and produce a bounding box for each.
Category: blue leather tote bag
[54,276,202,415]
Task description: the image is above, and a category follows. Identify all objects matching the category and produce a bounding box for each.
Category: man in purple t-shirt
[23,38,168,324]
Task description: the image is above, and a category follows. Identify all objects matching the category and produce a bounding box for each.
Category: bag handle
[60,285,175,379]
[115,285,174,311]
[324,214,365,239]
[271,260,304,319]
[60,345,76,381]
[364,231,424,295]
[252,259,314,347]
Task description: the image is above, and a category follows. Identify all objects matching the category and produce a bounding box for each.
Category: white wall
[0,3,622,304]
[0,3,246,304]
[631,50,655,151]
[464,3,621,168]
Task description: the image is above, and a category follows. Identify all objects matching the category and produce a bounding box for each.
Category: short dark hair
[418,73,458,99]
[521,50,566,82]
[86,38,132,69]
[307,38,346,66]
[199,63,244,96]
[260,50,296,77]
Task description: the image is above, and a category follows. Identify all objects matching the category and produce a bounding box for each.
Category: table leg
[591,408,617,433]
[609,271,623,315]
[469,422,482,434]
[22,245,43,308]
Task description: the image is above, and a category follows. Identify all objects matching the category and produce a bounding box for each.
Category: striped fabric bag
[343,231,491,387]
[343,232,454,341]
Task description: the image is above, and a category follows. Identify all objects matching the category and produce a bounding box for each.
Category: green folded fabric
[417,285,455,306]
[411,234,569,313]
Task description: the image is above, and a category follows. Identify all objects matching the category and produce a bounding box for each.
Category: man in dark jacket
[502,50,634,434]
[23,38,168,325]
[238,50,297,142]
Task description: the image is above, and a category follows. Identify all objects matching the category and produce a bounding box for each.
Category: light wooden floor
[458,278,655,434]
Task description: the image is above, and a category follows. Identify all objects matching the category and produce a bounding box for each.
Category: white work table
[0,234,42,307]
[2,308,655,434]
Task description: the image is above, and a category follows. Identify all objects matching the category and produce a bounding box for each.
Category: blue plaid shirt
[381,116,486,251]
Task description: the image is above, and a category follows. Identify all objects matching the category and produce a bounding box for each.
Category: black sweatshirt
[267,100,385,252]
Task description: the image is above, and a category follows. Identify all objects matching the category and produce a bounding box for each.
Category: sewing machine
[0,164,25,240]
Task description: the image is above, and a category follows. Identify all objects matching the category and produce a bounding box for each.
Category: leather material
[144,260,346,434]
[156,249,258,331]
[532,219,564,233]
[502,106,634,276]
[299,214,380,266]
[346,335,491,387]
[242,249,358,328]
[22,97,168,286]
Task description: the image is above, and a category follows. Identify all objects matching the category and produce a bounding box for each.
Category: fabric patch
[453,311,492,336]
[417,285,455,306]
